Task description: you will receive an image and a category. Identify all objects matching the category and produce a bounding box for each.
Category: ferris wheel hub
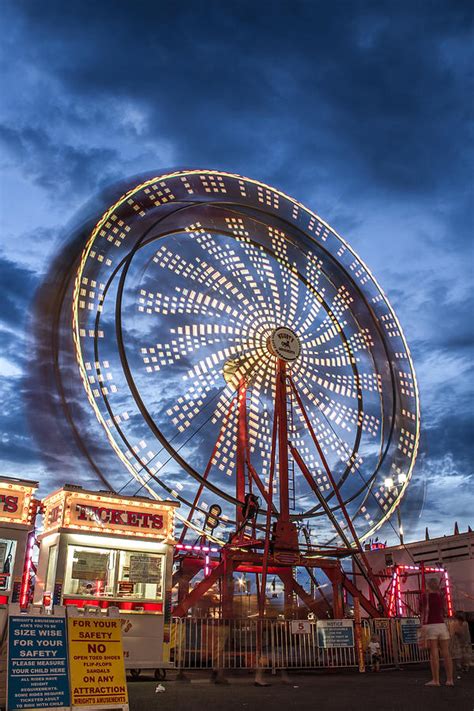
[267,327,301,362]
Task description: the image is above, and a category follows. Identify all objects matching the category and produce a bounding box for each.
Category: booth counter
[34,485,179,671]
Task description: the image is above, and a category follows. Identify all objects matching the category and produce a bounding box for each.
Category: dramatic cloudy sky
[0,1,472,543]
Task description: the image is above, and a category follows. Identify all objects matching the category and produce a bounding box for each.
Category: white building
[359,530,474,616]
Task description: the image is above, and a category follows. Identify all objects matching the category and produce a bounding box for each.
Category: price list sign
[7,613,70,710]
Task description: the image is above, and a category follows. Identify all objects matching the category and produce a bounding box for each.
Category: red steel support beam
[246,459,278,514]
[341,573,381,618]
[278,570,325,616]
[236,378,247,526]
[221,552,235,618]
[290,442,385,615]
[288,377,388,616]
[276,360,290,523]
[172,560,226,617]
[258,389,278,618]
[275,359,295,615]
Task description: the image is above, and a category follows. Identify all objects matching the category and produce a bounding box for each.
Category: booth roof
[43,483,180,508]
[0,475,39,489]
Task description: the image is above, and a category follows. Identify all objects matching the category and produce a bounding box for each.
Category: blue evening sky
[0,1,472,542]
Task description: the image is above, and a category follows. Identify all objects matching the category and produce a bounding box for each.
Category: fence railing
[167,617,430,671]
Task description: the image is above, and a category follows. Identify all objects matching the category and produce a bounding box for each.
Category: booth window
[0,538,16,592]
[64,544,164,600]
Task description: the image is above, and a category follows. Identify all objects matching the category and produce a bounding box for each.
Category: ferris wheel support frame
[173,357,386,619]
[287,376,388,615]
[236,378,248,528]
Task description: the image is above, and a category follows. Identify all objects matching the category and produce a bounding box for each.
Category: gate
[169,617,430,672]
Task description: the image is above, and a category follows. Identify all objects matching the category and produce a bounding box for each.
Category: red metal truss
[173,357,388,620]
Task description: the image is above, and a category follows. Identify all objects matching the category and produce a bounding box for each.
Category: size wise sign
[7,613,70,711]
[67,616,129,709]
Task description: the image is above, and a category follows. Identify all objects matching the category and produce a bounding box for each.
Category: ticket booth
[0,476,38,641]
[0,476,38,606]
[35,485,179,672]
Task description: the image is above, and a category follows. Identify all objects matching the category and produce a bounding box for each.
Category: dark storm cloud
[0,124,120,196]
[0,377,39,461]
[4,1,473,203]
[0,0,472,539]
[0,257,44,481]
[0,254,39,327]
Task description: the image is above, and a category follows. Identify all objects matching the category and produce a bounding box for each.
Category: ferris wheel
[71,169,419,554]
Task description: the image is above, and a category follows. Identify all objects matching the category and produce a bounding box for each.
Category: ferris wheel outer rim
[71,168,420,544]
[71,169,420,542]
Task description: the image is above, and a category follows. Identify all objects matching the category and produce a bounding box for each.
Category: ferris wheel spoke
[329,327,375,354]
[165,375,222,433]
[295,294,325,337]
[295,359,359,406]
[210,408,238,478]
[222,226,295,327]
[301,253,323,314]
[247,359,275,483]
[302,343,356,369]
[295,359,382,443]
[162,338,271,435]
[291,372,364,471]
[303,319,348,351]
[230,229,286,315]
[211,384,241,424]
[141,327,258,374]
[138,286,223,318]
[183,224,270,307]
[280,262,302,326]
[265,225,300,324]
[301,286,355,349]
[152,242,262,316]
[301,362,382,408]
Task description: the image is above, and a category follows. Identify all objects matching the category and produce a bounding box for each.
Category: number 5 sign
[290,620,311,634]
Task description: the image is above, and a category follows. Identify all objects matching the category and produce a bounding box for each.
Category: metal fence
[168,617,430,672]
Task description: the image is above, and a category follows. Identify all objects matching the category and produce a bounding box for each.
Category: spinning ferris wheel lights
[35,168,420,618]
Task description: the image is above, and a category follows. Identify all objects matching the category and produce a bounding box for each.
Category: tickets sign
[42,488,176,540]
[0,485,35,525]
[67,616,129,709]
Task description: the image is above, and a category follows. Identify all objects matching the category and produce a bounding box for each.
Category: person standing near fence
[368,635,381,672]
[420,577,454,687]
[450,612,472,673]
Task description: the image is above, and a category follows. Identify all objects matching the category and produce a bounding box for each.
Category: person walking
[420,577,454,687]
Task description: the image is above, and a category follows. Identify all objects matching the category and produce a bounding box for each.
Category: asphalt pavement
[127,665,474,711]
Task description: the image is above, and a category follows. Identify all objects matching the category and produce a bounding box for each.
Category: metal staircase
[286,389,296,511]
